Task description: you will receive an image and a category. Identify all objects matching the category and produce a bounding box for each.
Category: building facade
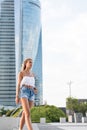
[0,0,42,106]
[18,0,43,105]
[0,0,16,106]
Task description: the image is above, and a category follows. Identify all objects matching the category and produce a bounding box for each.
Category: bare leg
[19,111,25,130]
[19,100,34,130]
[20,98,33,130]
[29,100,34,109]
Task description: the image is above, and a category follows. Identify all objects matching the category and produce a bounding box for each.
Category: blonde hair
[21,58,32,71]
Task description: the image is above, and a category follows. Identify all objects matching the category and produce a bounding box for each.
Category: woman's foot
[19,128,22,130]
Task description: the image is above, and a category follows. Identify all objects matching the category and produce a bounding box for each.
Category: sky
[41,0,87,107]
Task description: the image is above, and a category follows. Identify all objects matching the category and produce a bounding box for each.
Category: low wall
[0,117,20,130]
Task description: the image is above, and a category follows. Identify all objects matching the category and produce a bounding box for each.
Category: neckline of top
[23,76,34,78]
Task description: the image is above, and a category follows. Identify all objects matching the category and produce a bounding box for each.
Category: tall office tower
[0,0,16,106]
[18,0,43,105]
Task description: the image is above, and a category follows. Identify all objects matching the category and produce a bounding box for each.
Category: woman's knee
[25,111,30,118]
[22,111,25,115]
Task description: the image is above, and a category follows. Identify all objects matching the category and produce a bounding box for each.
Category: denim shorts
[20,86,35,101]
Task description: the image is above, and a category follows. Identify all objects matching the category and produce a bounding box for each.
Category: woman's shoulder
[18,71,24,78]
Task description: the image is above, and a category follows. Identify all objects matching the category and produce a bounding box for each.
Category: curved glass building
[18,0,43,105]
[0,0,16,106]
[0,0,42,106]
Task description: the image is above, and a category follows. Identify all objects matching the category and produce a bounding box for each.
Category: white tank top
[20,76,35,88]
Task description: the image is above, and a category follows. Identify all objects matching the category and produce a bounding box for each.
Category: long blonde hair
[21,58,32,71]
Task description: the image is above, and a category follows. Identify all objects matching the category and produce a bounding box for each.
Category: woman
[15,58,37,130]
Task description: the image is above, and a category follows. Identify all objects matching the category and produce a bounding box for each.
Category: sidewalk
[23,123,87,130]
[49,122,87,126]
[51,123,87,130]
[0,117,87,130]
[23,123,39,130]
[33,123,87,130]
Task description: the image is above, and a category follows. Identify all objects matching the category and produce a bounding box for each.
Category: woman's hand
[15,96,20,104]
[33,87,38,94]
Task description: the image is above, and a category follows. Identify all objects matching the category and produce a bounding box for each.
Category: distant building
[78,99,87,104]
[0,0,16,106]
[0,0,43,106]
[17,0,43,105]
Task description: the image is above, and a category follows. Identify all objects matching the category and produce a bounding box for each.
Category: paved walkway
[1,117,87,130]
[32,123,87,130]
[51,122,87,130]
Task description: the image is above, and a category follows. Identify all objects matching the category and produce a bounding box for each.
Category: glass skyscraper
[0,0,16,106]
[18,0,43,105]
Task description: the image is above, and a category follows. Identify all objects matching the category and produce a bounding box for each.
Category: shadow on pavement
[37,123,65,130]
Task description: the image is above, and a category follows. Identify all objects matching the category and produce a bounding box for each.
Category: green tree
[66,97,79,112]
[66,97,87,115]
[78,103,87,116]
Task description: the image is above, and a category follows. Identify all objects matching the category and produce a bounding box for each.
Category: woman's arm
[33,73,38,94]
[15,71,23,104]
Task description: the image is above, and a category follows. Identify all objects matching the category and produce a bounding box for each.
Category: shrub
[45,105,65,122]
[6,109,14,117]
[0,107,7,116]
[31,105,66,123]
